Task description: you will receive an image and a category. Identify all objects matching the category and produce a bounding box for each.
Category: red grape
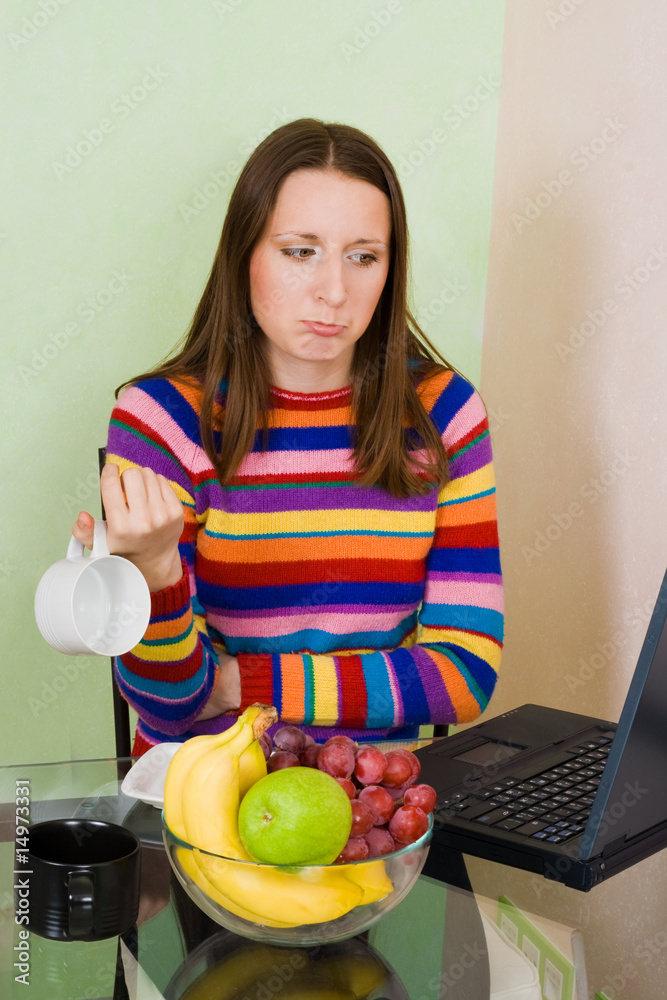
[385,780,411,802]
[335,777,356,800]
[382,750,415,788]
[301,732,316,748]
[363,826,395,858]
[394,748,421,783]
[324,735,358,752]
[357,785,394,826]
[388,805,429,845]
[335,836,369,863]
[403,783,437,814]
[317,743,355,779]
[350,799,374,837]
[353,746,386,785]
[267,750,299,772]
[273,725,306,755]
[299,743,321,768]
[258,734,272,761]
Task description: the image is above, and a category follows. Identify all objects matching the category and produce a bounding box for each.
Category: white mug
[35,520,151,656]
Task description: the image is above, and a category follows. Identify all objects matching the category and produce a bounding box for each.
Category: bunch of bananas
[163,704,393,928]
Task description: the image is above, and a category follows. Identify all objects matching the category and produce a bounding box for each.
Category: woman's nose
[315,258,347,308]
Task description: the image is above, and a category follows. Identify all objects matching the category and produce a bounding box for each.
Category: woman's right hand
[71,463,184,592]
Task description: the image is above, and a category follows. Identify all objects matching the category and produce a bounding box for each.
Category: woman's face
[249,168,391,386]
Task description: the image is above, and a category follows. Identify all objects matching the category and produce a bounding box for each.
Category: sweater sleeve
[106,380,221,736]
[236,376,504,729]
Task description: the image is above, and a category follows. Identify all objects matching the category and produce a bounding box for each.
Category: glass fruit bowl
[162,812,433,947]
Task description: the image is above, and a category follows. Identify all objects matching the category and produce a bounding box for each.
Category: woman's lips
[303,320,345,337]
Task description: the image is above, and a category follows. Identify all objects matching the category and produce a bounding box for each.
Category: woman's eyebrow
[272,231,388,249]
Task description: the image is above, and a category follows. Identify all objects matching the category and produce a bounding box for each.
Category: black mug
[21,819,141,941]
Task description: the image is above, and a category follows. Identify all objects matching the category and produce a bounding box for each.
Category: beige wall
[470,1,667,995]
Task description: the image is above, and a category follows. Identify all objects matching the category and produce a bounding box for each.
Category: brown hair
[119,118,455,498]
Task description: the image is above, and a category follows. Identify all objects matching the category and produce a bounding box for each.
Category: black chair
[99,447,133,758]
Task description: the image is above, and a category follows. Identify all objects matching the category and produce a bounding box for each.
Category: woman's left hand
[194,649,241,720]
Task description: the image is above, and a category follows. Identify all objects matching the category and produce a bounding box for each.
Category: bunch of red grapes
[259,727,437,863]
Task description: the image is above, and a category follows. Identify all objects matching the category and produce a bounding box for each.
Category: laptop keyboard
[436,735,613,846]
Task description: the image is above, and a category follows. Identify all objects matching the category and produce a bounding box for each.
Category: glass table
[1,756,666,999]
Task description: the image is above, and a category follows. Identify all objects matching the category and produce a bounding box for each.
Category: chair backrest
[98,447,132,757]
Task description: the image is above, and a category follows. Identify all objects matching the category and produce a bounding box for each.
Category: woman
[73,118,503,756]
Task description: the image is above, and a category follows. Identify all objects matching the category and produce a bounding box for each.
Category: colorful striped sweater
[106,366,503,755]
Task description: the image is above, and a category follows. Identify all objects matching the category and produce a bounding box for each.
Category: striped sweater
[106,366,503,755]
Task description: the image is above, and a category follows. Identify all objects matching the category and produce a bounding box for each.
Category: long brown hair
[119,118,455,498]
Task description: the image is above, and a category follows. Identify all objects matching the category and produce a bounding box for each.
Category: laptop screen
[580,568,667,859]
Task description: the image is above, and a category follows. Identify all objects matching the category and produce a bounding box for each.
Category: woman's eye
[281,247,315,262]
[351,252,379,267]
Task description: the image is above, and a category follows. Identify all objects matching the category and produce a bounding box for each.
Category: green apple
[238,767,352,866]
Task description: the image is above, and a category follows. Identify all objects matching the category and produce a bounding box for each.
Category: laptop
[415,568,667,891]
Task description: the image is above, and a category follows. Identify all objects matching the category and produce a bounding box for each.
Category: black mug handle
[68,872,94,938]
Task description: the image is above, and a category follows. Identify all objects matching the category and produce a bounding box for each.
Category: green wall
[2,0,505,765]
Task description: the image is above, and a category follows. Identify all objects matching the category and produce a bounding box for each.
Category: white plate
[120,742,182,808]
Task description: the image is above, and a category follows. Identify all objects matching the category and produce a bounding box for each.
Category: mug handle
[68,872,94,938]
[67,519,111,560]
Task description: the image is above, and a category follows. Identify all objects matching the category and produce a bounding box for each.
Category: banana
[163,713,247,840]
[195,848,364,926]
[181,703,276,857]
[174,845,292,929]
[238,737,268,799]
[343,858,393,905]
